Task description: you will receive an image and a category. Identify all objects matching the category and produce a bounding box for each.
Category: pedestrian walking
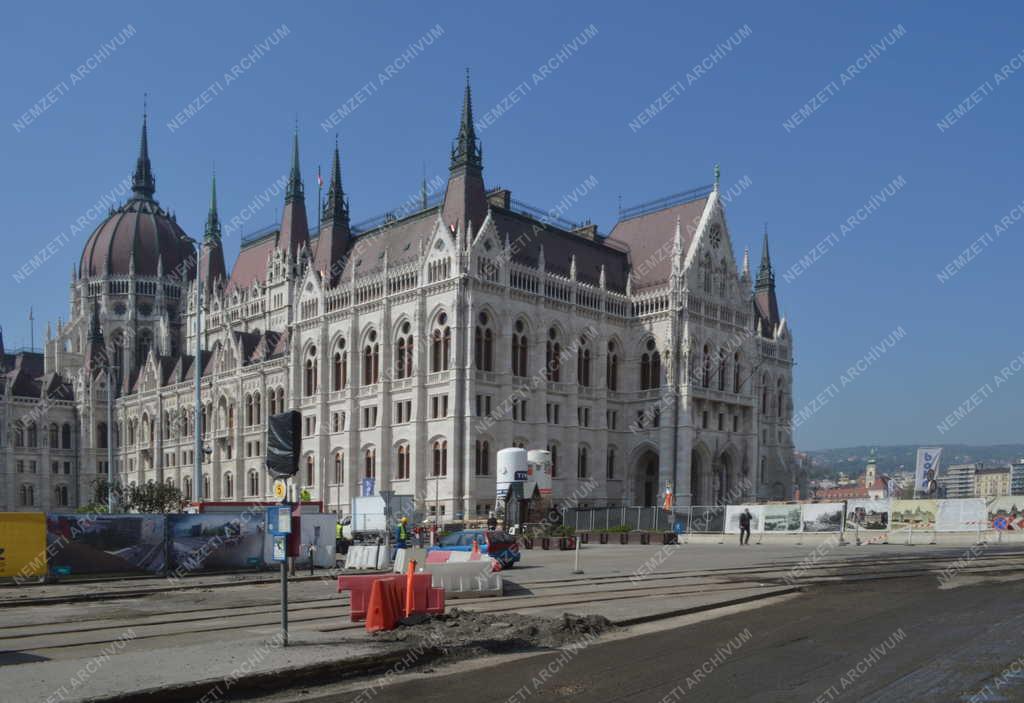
[487,511,498,531]
[739,508,752,545]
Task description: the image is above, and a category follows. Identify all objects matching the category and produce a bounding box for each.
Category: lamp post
[106,363,116,513]
[188,236,204,505]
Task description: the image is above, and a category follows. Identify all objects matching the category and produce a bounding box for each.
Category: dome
[78,112,196,281]
[79,198,195,279]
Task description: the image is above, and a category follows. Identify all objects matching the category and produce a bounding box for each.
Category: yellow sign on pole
[273,479,287,500]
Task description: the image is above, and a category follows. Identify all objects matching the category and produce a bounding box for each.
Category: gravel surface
[374,608,615,654]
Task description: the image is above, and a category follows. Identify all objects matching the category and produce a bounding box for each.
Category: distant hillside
[803,444,1024,478]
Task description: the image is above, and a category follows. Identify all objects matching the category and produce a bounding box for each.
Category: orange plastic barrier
[366,578,402,632]
[338,572,444,624]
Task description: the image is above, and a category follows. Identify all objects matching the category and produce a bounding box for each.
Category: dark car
[431,529,520,568]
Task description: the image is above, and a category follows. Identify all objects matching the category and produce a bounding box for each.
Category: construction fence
[563,496,1024,536]
[0,509,336,582]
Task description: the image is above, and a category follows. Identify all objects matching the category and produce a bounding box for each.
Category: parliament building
[1,78,801,518]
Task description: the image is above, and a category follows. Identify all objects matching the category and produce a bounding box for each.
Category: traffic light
[266,410,301,479]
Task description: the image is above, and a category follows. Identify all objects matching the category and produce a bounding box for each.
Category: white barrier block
[345,545,391,570]
[392,548,428,574]
[422,561,503,598]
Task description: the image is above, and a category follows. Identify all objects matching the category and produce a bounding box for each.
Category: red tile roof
[607,195,708,290]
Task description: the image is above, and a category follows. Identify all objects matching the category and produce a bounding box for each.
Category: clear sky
[2,2,1022,451]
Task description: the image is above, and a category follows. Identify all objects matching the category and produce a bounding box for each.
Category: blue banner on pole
[362,478,375,496]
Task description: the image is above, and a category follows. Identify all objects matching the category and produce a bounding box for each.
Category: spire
[286,125,304,204]
[200,170,228,295]
[756,226,774,290]
[713,163,721,192]
[314,137,352,284]
[450,68,482,171]
[131,98,156,199]
[742,247,750,279]
[279,127,311,257]
[321,137,348,226]
[204,170,221,242]
[441,71,488,235]
[754,224,780,337]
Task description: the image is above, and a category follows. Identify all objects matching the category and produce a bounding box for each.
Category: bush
[548,524,576,537]
[605,525,632,533]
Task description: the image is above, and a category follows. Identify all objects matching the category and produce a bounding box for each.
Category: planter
[541,537,551,550]
[599,532,609,544]
[522,537,534,549]
[640,533,651,545]
[557,537,568,550]
[663,532,678,545]
[566,537,577,550]
[580,532,590,544]
[620,533,630,545]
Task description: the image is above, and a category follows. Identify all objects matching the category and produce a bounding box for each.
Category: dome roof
[80,198,195,279]
[78,113,196,281]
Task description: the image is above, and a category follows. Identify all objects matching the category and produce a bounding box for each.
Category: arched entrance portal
[633,450,659,506]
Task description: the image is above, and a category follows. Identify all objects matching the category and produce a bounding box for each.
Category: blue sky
[2,2,1022,451]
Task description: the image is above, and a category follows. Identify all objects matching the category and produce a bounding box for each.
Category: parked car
[430,529,520,568]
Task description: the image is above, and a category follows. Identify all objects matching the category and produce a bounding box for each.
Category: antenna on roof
[617,195,622,217]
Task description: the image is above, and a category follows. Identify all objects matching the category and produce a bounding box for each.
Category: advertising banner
[935,498,986,532]
[914,448,943,497]
[890,499,937,529]
[47,514,166,576]
[725,505,764,534]
[986,497,1024,530]
[845,500,890,531]
[802,503,844,532]
[167,512,264,573]
[762,504,803,533]
[0,512,47,580]
[688,506,726,533]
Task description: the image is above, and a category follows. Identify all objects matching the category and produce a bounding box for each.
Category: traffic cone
[404,561,417,617]
[365,579,399,632]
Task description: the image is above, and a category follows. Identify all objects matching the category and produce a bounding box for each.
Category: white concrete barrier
[345,545,390,570]
[422,561,503,598]
[392,548,428,574]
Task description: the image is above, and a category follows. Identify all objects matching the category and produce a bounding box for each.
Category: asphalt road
[305,573,1024,703]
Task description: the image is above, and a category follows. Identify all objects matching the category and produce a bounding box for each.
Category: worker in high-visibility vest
[335,519,343,554]
[395,517,410,549]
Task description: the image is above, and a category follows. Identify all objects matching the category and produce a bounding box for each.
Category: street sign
[271,535,287,562]
[269,506,292,535]
[273,479,287,501]
[994,516,1009,531]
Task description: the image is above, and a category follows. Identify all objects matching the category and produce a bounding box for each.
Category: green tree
[82,477,185,514]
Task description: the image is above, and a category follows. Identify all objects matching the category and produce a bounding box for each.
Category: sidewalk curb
[79,646,445,703]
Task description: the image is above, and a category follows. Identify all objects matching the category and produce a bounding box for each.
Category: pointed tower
[314,138,352,284]
[865,448,878,488]
[199,171,228,297]
[85,301,107,376]
[131,105,156,199]
[441,70,488,234]
[754,227,780,337]
[279,127,310,257]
